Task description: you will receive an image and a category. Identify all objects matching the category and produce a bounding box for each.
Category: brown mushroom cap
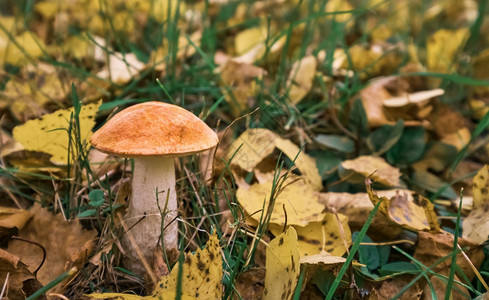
[90,101,218,156]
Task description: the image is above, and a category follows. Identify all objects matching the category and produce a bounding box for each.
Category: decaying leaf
[227,128,322,190]
[88,233,222,300]
[263,227,300,300]
[366,180,440,232]
[12,100,101,164]
[414,231,484,299]
[463,165,489,243]
[0,248,44,299]
[7,204,96,292]
[341,155,401,187]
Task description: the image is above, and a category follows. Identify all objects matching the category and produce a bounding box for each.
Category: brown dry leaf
[88,233,222,300]
[366,181,440,232]
[7,205,97,291]
[319,192,403,240]
[226,128,322,190]
[341,155,401,187]
[234,268,266,300]
[358,77,396,127]
[463,165,489,243]
[426,28,468,75]
[263,227,300,300]
[237,177,325,227]
[414,231,484,298]
[219,60,266,117]
[370,276,422,300]
[0,248,44,299]
[286,55,317,104]
[270,213,351,257]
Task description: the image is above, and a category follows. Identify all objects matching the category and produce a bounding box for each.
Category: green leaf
[315,134,355,153]
[353,233,379,271]
[411,170,458,199]
[367,120,404,155]
[378,261,418,276]
[89,189,105,207]
[387,126,426,165]
[77,209,97,218]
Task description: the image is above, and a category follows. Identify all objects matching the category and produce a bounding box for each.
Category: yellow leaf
[270,213,351,257]
[226,128,277,172]
[237,177,325,227]
[0,207,32,232]
[151,233,222,299]
[87,233,221,299]
[341,155,401,187]
[263,227,300,300]
[5,31,46,66]
[62,35,96,60]
[427,28,468,74]
[235,26,267,56]
[286,56,317,104]
[12,100,101,164]
[366,181,440,232]
[226,128,323,191]
[463,165,489,243]
[274,138,323,191]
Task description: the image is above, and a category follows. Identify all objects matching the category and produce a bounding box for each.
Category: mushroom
[90,101,218,273]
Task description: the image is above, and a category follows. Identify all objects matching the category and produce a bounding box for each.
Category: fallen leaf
[0,207,32,244]
[366,181,440,232]
[286,55,317,104]
[235,26,267,56]
[226,128,323,190]
[414,231,484,298]
[88,233,222,299]
[270,213,351,257]
[4,31,46,66]
[370,276,422,300]
[234,268,266,300]
[319,191,404,240]
[426,28,468,75]
[463,165,489,243]
[0,248,44,299]
[12,100,101,164]
[7,204,97,292]
[341,155,401,187]
[237,177,325,227]
[263,227,300,300]
[96,53,144,84]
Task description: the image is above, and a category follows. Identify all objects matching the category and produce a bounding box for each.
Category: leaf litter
[1,0,489,299]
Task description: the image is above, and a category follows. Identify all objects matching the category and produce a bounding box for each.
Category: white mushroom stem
[122,156,178,273]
